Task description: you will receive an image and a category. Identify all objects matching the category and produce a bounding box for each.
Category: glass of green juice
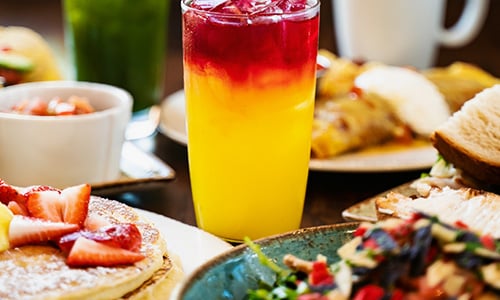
[63,0,169,112]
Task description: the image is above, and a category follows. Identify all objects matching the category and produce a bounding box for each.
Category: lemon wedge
[0,203,13,252]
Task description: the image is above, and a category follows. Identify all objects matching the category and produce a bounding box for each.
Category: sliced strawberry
[61,184,90,228]
[102,223,142,252]
[66,237,144,267]
[84,213,111,231]
[58,231,85,254]
[0,180,26,206]
[9,215,79,248]
[58,223,142,254]
[26,190,64,222]
[7,201,28,216]
[23,185,60,194]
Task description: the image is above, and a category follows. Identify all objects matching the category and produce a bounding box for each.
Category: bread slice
[375,186,500,238]
[430,84,500,185]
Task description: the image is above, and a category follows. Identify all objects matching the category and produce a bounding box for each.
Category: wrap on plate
[0,26,62,86]
[311,91,409,159]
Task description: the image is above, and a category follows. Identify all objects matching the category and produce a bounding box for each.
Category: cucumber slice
[0,52,34,72]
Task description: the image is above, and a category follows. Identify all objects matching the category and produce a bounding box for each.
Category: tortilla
[0,26,62,84]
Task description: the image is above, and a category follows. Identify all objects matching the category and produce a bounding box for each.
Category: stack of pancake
[0,195,184,300]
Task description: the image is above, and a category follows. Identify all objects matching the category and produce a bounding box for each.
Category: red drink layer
[183,0,319,84]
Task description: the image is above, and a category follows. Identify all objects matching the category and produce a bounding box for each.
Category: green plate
[175,222,359,300]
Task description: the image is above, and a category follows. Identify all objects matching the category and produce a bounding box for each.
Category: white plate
[159,90,188,146]
[136,208,232,275]
[159,90,437,172]
[309,145,438,172]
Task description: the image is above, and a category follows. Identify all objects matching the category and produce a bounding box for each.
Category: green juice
[63,0,169,112]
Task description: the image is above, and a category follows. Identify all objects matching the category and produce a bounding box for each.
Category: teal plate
[174,222,359,300]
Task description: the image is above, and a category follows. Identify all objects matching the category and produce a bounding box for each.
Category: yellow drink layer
[185,68,315,241]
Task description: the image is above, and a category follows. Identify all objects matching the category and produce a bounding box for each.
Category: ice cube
[232,0,278,14]
[188,0,313,15]
[188,0,232,11]
[277,0,308,12]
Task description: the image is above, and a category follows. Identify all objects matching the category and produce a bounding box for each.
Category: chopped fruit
[66,237,145,267]
[0,203,14,251]
[23,184,60,194]
[61,184,90,227]
[26,190,64,222]
[7,201,28,216]
[9,215,79,248]
[58,231,87,254]
[84,213,111,231]
[102,223,142,252]
[58,223,143,254]
[353,285,385,300]
[0,180,26,205]
[25,184,90,227]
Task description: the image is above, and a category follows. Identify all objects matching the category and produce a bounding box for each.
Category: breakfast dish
[245,213,500,299]
[311,91,406,159]
[312,51,499,161]
[424,61,500,112]
[0,180,185,299]
[0,26,62,86]
[345,83,500,222]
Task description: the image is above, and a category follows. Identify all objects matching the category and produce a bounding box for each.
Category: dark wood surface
[1,0,499,233]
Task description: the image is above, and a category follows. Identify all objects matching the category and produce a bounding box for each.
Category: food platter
[159,90,438,172]
[341,180,419,222]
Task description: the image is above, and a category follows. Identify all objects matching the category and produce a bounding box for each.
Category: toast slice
[430,84,500,186]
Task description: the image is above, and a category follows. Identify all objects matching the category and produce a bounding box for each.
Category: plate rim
[159,90,188,146]
[341,180,419,222]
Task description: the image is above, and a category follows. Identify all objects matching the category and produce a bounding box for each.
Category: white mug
[332,0,489,69]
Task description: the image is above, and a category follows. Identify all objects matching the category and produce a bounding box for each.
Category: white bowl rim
[0,80,132,121]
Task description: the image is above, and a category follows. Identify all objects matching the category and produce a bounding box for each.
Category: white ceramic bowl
[0,81,132,188]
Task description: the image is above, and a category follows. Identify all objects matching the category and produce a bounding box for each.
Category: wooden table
[1,0,499,233]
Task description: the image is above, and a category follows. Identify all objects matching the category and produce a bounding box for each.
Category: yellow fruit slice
[0,203,13,251]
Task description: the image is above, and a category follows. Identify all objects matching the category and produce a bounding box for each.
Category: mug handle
[439,0,489,47]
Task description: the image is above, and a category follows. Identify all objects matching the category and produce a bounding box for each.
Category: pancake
[0,196,184,300]
[121,254,184,300]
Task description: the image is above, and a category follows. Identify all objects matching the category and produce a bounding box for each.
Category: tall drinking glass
[182,0,320,242]
[63,0,169,112]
